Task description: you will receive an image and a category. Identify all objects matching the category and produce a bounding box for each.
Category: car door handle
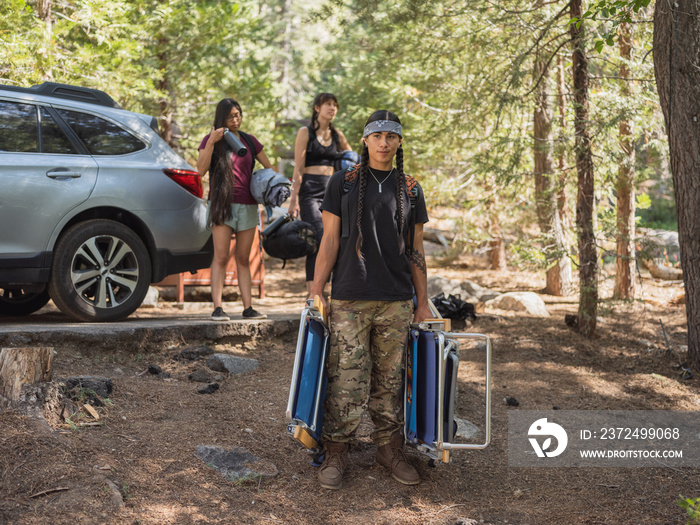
[46,168,82,179]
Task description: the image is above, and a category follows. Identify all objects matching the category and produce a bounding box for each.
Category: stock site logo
[528,418,568,458]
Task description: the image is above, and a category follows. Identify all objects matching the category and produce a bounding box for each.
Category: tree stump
[0,348,58,420]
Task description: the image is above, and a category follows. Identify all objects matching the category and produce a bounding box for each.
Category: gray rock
[460,280,486,299]
[188,369,211,383]
[196,445,278,481]
[455,418,480,440]
[454,518,478,525]
[638,229,680,259]
[206,354,259,376]
[427,275,463,298]
[140,286,159,308]
[478,292,502,302]
[177,345,215,361]
[485,292,550,317]
[62,376,113,398]
[198,382,219,394]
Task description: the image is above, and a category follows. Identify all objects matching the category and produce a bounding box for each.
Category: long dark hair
[310,93,339,145]
[355,110,406,260]
[209,98,243,226]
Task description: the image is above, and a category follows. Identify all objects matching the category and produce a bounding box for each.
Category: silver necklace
[367,167,393,193]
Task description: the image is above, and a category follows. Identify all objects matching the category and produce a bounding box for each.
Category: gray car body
[0,85,212,288]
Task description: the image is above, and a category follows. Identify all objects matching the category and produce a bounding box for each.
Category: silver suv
[0,82,212,322]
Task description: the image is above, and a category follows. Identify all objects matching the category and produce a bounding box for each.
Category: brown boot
[376,432,420,485]
[318,442,348,490]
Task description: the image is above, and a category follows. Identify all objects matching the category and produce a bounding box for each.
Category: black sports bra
[305,125,338,167]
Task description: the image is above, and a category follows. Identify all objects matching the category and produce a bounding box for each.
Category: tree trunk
[36,0,53,81]
[158,47,175,148]
[570,0,598,337]
[554,54,574,297]
[534,48,572,296]
[653,1,700,368]
[488,204,507,271]
[0,348,53,406]
[613,21,636,301]
[556,55,571,225]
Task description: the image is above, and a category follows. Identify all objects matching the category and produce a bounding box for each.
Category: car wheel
[0,287,51,316]
[48,219,151,322]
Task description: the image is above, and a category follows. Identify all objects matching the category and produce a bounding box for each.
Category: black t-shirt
[321,168,429,301]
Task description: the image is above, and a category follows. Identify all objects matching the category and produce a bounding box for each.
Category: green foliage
[0,0,673,275]
[637,194,678,231]
[636,192,651,210]
[678,496,700,524]
[569,0,652,50]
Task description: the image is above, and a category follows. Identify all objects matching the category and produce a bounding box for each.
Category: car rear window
[0,101,38,152]
[40,107,77,154]
[56,109,146,155]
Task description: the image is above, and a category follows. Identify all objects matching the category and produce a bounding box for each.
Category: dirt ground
[0,250,697,525]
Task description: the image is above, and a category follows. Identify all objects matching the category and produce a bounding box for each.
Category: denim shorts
[209,203,259,232]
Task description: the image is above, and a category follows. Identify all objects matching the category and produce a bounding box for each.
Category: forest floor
[0,247,697,525]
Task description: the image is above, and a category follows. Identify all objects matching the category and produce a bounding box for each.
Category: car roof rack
[0,82,121,109]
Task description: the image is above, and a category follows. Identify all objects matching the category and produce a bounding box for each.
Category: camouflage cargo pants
[321,299,412,447]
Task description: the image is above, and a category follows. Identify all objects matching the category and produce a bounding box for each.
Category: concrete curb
[0,315,299,352]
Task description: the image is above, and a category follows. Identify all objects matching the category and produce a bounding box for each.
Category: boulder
[455,418,480,440]
[206,354,259,376]
[62,376,113,398]
[195,445,278,481]
[485,292,550,317]
[427,276,463,299]
[176,346,215,362]
[141,286,159,308]
[188,368,212,383]
[428,275,482,303]
[460,280,486,300]
[479,292,502,302]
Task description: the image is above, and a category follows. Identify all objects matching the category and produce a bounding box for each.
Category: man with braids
[308,110,430,490]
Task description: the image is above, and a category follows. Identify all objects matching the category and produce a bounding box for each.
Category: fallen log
[640,257,683,281]
[424,227,455,247]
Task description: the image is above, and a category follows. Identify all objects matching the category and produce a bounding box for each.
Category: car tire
[0,287,51,316]
[48,219,151,322]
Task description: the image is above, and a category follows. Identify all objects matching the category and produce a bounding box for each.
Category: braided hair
[355,110,407,260]
[310,93,339,146]
[209,98,243,226]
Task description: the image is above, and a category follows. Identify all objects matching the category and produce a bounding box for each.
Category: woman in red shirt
[197,98,274,321]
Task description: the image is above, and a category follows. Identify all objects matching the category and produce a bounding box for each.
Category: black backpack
[261,215,317,266]
[431,293,477,322]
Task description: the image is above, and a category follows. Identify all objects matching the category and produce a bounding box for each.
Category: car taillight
[163,168,203,198]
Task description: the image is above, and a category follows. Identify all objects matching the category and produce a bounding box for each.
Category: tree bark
[653,1,700,368]
[556,55,571,225]
[488,204,507,271]
[570,0,598,337]
[36,0,53,81]
[0,348,53,405]
[614,21,637,301]
[534,48,572,296]
[554,54,575,296]
[158,46,175,148]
